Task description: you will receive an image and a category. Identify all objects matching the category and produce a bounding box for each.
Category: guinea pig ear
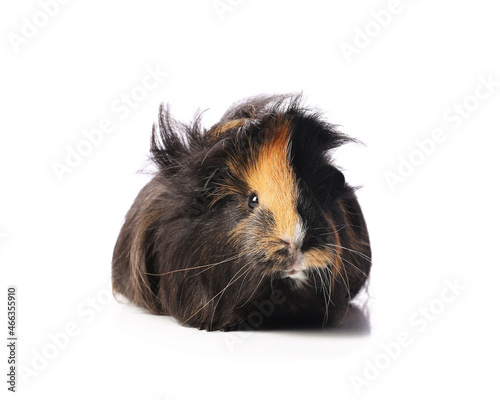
[191,168,227,216]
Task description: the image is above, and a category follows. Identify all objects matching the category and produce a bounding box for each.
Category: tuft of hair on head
[208,93,356,151]
[149,103,206,175]
[149,94,357,181]
[217,93,298,122]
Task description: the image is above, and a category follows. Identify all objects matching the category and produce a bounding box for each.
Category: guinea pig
[112,94,371,331]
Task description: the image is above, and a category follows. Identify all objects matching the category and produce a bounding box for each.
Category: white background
[1,0,499,399]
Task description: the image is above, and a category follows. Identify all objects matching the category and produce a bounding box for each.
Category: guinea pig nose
[281,239,296,251]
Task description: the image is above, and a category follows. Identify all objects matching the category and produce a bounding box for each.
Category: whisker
[316,223,369,236]
[323,243,372,263]
[211,259,255,326]
[323,267,334,325]
[145,254,240,277]
[240,268,268,308]
[326,248,370,280]
[181,262,251,327]
[315,266,330,325]
[328,247,353,327]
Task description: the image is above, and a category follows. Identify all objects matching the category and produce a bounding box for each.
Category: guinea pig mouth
[282,255,305,279]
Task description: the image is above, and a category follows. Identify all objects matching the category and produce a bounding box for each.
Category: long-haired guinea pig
[112,94,371,331]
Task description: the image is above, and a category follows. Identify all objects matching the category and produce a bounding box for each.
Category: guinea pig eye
[248,193,259,209]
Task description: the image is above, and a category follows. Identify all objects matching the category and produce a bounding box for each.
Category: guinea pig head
[209,117,343,285]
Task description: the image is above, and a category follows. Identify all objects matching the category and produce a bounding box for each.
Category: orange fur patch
[207,118,248,139]
[239,118,299,240]
[303,247,336,270]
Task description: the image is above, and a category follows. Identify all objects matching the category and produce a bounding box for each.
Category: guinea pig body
[112,94,371,331]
